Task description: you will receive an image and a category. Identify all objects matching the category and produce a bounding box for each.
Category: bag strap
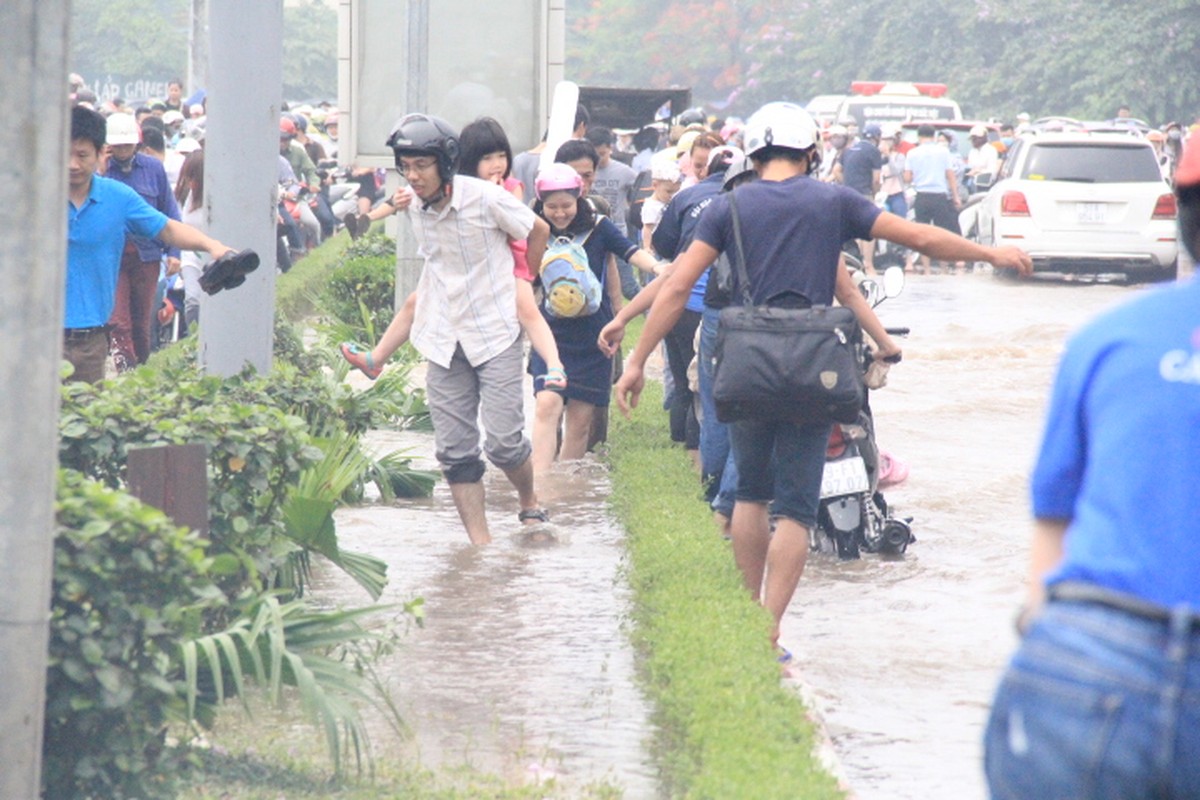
[726,191,754,308]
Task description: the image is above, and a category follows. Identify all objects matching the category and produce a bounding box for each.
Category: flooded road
[325,428,658,796]
[789,270,1152,799]
[320,268,1176,799]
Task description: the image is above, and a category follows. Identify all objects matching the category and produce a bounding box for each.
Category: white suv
[970,132,1178,281]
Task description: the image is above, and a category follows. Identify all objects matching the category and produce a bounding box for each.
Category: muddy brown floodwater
[789,270,1151,799]
[319,268,1174,799]
[323,427,659,796]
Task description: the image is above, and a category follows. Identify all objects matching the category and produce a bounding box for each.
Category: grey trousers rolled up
[424,337,531,483]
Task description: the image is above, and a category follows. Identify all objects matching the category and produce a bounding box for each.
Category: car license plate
[820,456,870,499]
[1076,202,1105,224]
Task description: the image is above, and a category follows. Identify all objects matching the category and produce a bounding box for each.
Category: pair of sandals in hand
[199,249,260,295]
[339,343,568,392]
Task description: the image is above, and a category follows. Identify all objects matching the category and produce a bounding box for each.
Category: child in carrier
[528,163,662,471]
[640,156,683,257]
[340,117,565,392]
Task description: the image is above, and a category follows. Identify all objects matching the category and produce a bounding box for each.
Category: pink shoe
[878,451,910,488]
[340,342,382,380]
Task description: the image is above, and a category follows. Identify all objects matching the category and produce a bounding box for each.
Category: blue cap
[863,123,883,139]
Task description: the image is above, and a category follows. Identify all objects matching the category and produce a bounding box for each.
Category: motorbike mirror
[858,278,883,306]
[882,266,906,299]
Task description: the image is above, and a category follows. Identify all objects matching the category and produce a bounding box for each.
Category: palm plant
[180,595,406,773]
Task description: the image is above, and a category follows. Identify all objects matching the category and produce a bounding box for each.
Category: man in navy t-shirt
[615,102,1030,654]
[984,136,1200,797]
[840,123,884,274]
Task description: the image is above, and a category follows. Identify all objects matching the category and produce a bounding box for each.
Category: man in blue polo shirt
[983,136,1200,798]
[66,105,234,383]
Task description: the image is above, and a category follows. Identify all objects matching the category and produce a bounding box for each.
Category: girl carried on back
[341,117,565,392]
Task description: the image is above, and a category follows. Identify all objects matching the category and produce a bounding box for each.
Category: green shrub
[45,469,222,800]
[320,251,396,342]
[58,364,321,598]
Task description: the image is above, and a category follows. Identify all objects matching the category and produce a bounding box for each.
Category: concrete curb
[782,667,858,799]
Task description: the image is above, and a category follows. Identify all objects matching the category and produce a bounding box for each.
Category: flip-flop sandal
[539,367,567,392]
[340,342,382,380]
[199,249,260,295]
[518,507,550,524]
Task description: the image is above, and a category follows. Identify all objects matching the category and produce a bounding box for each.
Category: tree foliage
[69,0,337,101]
[565,0,1200,124]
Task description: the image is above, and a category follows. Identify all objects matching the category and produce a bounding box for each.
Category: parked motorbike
[812,265,915,559]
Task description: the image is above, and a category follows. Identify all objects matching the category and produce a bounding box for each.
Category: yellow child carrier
[538,219,603,318]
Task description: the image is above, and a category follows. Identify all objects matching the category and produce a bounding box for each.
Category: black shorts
[913,192,960,235]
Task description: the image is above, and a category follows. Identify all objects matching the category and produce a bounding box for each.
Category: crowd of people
[67,75,379,371]
[337,101,1031,650]
[65,69,1200,795]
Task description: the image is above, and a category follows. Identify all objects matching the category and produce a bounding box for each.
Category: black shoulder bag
[711,191,865,424]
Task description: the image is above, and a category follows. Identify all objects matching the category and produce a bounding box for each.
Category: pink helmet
[535,162,583,200]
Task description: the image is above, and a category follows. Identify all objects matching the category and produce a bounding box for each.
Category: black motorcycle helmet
[386,113,460,184]
[678,107,707,129]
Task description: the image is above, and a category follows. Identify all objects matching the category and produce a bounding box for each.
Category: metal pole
[0,3,71,797]
[199,0,282,377]
[393,0,430,309]
[187,0,209,99]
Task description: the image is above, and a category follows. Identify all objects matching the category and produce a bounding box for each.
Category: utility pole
[187,0,209,99]
[0,3,70,798]
[198,0,282,377]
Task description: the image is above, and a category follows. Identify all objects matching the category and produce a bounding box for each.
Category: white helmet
[744,102,819,158]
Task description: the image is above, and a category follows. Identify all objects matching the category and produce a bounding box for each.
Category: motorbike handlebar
[885,327,910,337]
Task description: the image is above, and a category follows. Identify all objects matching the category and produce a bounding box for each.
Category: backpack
[539,220,603,319]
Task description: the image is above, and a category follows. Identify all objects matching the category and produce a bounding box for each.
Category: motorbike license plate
[1076,202,1105,224]
[820,456,870,499]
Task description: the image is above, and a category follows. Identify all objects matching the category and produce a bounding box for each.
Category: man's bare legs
[447,456,540,546]
[762,518,810,646]
[730,500,771,600]
[501,456,540,519]
[729,500,810,646]
[449,480,491,545]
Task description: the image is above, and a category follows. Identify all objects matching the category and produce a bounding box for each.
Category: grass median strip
[606,352,844,799]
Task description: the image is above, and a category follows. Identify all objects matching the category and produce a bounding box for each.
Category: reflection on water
[323,439,659,796]
[787,273,1134,799]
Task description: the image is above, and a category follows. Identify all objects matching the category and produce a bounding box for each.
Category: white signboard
[340,0,563,167]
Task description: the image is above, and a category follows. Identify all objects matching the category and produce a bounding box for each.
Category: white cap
[175,136,201,154]
[106,113,140,145]
[1016,112,1031,122]
[969,124,988,137]
[163,109,184,126]
[650,155,682,182]
[189,103,205,117]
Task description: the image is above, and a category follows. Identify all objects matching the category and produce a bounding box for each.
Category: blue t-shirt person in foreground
[984,135,1200,799]
[614,102,1031,653]
[66,105,236,383]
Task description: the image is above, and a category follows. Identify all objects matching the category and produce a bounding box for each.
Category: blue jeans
[729,417,828,528]
[698,306,737,517]
[984,598,1200,799]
